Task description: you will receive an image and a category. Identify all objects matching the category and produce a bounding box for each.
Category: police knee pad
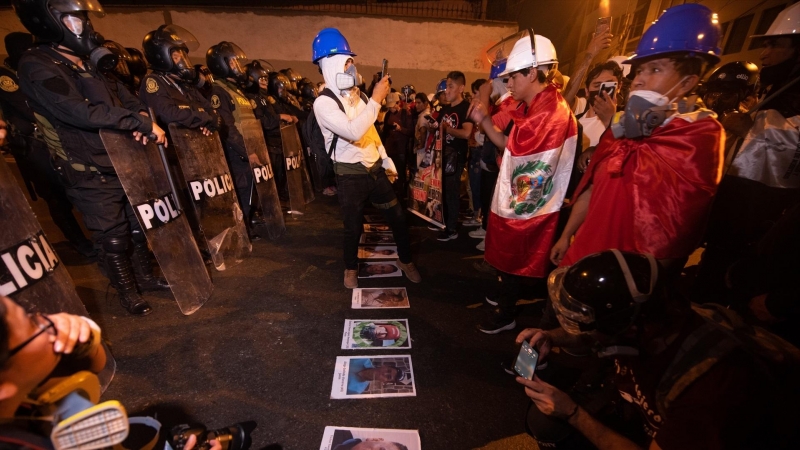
[102,237,131,254]
[526,403,594,450]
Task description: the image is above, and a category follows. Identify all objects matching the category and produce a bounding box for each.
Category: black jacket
[139,72,218,135]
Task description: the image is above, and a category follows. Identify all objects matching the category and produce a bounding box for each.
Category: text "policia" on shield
[253,164,273,183]
[285,155,301,171]
[134,194,182,230]
[1,231,59,297]
[189,174,234,202]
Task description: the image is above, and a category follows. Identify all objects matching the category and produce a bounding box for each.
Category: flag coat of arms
[485,85,577,277]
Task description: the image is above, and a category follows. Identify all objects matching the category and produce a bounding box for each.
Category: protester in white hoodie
[311,28,421,289]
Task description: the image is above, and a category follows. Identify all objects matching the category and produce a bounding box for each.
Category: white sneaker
[462,217,481,227]
[476,239,485,252]
[469,228,486,239]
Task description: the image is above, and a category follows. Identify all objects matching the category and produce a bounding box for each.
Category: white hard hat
[607,56,632,78]
[752,2,800,38]
[498,32,558,77]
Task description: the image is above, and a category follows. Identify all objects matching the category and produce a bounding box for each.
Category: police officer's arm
[19,59,153,134]
[314,95,381,141]
[141,78,215,130]
[254,100,281,132]
[212,89,248,159]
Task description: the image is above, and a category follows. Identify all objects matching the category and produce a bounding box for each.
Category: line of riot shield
[0,157,116,389]
[240,117,286,239]
[280,123,315,216]
[168,124,252,271]
[99,130,213,315]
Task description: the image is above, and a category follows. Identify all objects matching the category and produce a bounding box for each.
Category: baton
[147,108,182,211]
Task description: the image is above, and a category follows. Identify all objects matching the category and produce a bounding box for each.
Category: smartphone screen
[381,59,389,79]
[596,17,612,35]
[514,341,539,380]
[599,81,617,100]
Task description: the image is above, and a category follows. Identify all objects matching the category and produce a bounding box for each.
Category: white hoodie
[314,54,394,170]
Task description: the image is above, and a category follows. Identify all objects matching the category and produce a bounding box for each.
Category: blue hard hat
[312,28,356,64]
[436,78,447,93]
[627,4,721,65]
[489,60,507,79]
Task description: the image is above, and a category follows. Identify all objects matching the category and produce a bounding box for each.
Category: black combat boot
[130,231,170,292]
[103,237,152,316]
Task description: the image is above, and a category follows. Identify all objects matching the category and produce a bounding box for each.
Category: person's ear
[677,74,700,97]
[0,381,19,402]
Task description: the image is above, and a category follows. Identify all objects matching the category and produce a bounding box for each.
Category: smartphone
[514,340,539,380]
[380,59,389,79]
[599,81,617,100]
[596,17,612,36]
[424,114,436,123]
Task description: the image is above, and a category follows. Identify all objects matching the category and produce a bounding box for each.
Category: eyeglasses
[8,313,56,358]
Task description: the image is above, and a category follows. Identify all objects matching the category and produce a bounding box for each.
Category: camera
[169,422,254,450]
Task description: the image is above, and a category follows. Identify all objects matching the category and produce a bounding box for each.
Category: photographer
[515,251,799,450]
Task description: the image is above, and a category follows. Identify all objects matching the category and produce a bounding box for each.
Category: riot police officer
[101,40,138,97]
[13,0,169,316]
[0,31,94,258]
[125,46,147,93]
[703,61,759,119]
[297,77,318,112]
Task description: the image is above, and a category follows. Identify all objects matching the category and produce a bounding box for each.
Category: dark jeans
[468,146,482,213]
[443,148,467,232]
[388,150,407,202]
[337,169,412,270]
[480,169,498,230]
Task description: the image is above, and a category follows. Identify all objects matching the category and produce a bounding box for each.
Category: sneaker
[485,294,498,306]
[344,269,358,289]
[477,313,516,334]
[323,186,337,196]
[437,230,458,241]
[427,225,441,231]
[468,228,486,239]
[396,261,422,283]
[462,217,481,227]
[472,259,496,274]
[476,239,485,252]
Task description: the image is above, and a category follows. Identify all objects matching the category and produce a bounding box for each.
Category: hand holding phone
[595,17,612,36]
[598,81,617,100]
[514,340,540,380]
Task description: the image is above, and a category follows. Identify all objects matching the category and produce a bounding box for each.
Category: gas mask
[611,77,689,139]
[705,90,741,117]
[336,62,359,93]
[57,12,117,72]
[170,49,195,82]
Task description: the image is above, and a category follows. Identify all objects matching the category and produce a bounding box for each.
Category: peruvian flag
[485,85,578,278]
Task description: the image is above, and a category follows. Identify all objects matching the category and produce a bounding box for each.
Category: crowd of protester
[2,0,800,449]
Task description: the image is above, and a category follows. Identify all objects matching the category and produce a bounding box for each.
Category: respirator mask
[337,62,363,106]
[171,48,196,82]
[57,12,117,72]
[611,77,688,139]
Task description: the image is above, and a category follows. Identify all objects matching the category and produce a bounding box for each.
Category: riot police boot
[103,238,152,316]
[130,232,170,292]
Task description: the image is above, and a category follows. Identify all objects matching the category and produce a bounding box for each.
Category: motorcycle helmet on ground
[206,41,249,83]
[142,24,200,82]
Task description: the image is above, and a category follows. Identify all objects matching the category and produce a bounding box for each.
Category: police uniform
[246,91,288,200]
[140,73,218,133]
[210,79,256,217]
[0,63,92,256]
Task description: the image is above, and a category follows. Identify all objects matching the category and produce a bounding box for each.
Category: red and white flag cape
[485,85,578,278]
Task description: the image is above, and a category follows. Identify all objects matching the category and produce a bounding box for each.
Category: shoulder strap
[318,88,345,159]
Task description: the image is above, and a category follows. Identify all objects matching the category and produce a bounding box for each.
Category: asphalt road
[14,160,548,449]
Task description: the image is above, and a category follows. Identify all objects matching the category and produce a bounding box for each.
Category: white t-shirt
[579,114,607,148]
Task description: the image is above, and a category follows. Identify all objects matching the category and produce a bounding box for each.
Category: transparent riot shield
[240,117,286,239]
[280,123,316,216]
[168,124,252,271]
[99,130,213,315]
[0,158,116,389]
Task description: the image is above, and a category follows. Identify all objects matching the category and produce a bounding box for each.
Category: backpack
[302,88,369,177]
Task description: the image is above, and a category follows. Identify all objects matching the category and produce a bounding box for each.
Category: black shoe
[427,225,441,231]
[437,230,458,241]
[136,276,170,292]
[130,238,170,292]
[477,312,516,334]
[119,291,153,316]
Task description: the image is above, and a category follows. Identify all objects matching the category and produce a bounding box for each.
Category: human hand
[0,119,7,147]
[248,153,261,166]
[46,313,96,354]
[386,170,398,183]
[721,111,754,139]
[200,127,212,136]
[393,122,401,131]
[587,30,612,58]
[371,75,392,103]
[467,99,489,125]
[578,147,596,172]
[550,237,570,266]
[517,375,578,420]
[593,91,616,126]
[516,328,554,363]
[184,434,221,450]
[138,123,168,147]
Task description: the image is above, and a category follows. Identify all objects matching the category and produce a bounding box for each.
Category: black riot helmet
[244,60,270,93]
[101,40,132,81]
[12,0,117,71]
[4,32,35,71]
[298,79,318,100]
[125,47,148,79]
[548,250,659,337]
[142,24,199,82]
[268,71,291,101]
[206,41,248,83]
[279,68,302,94]
[703,61,759,116]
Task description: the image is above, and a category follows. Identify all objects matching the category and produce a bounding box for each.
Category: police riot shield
[168,124,252,271]
[280,123,315,216]
[99,130,213,315]
[0,158,116,389]
[240,117,286,239]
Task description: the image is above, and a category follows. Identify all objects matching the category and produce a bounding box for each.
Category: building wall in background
[0,6,516,95]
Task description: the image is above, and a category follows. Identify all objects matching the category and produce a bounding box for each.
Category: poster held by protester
[330,355,416,399]
[319,426,421,450]
[341,319,411,349]
[408,147,444,228]
[351,288,410,309]
[358,261,401,278]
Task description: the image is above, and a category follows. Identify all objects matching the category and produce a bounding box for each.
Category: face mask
[336,63,358,91]
[58,13,117,71]
[611,77,688,139]
[172,50,195,82]
[587,90,600,107]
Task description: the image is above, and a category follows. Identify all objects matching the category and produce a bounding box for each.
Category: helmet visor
[162,24,199,52]
[255,59,275,73]
[548,267,596,335]
[50,0,105,16]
